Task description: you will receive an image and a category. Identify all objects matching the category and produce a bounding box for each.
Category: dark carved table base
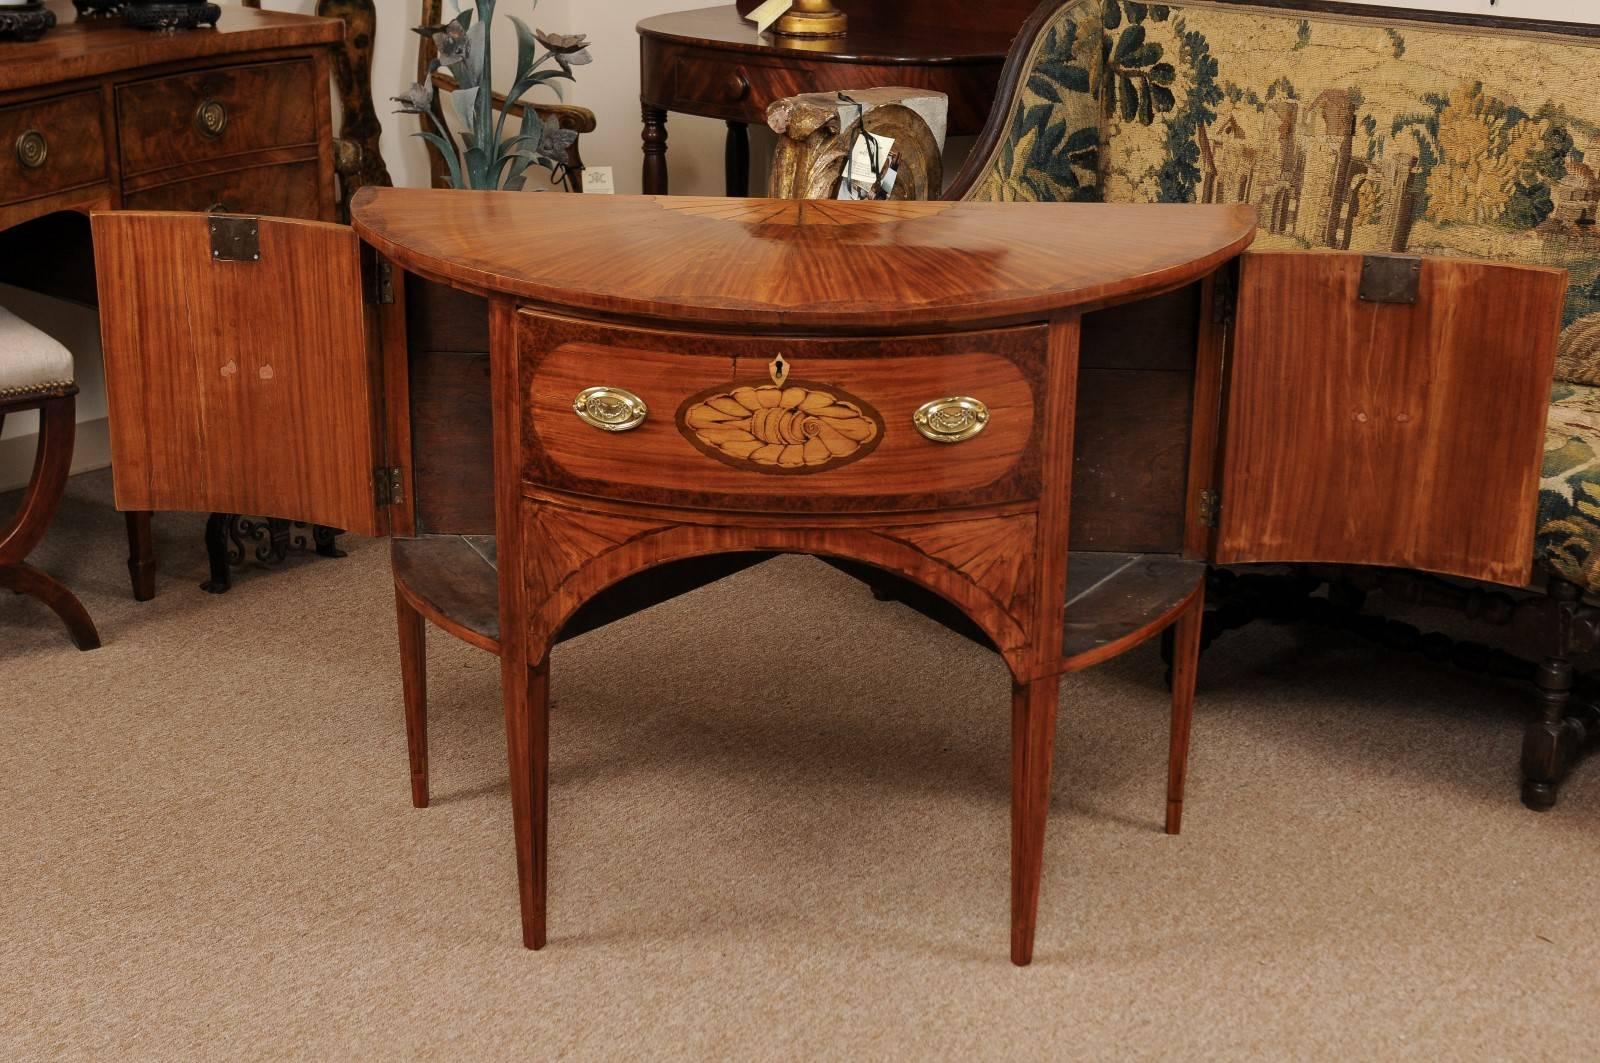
[201,513,344,594]
[0,4,56,41]
[1180,565,1600,811]
[124,2,221,31]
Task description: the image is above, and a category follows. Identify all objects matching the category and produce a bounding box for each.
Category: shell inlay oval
[679,382,883,473]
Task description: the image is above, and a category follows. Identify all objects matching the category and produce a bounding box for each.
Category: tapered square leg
[395,586,430,809]
[1011,676,1060,967]
[504,654,551,950]
[1166,590,1204,835]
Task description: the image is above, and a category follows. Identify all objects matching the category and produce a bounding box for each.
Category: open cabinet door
[92,212,388,538]
[1214,250,1566,586]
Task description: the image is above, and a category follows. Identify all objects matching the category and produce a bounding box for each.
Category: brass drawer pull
[574,386,648,432]
[14,129,47,170]
[913,396,989,444]
[195,98,229,140]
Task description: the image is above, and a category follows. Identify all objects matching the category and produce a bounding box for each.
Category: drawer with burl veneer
[115,60,320,177]
[0,92,107,209]
[519,312,1046,514]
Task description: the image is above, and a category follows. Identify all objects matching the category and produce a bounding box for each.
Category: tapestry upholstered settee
[952,0,1600,593]
[835,0,1600,806]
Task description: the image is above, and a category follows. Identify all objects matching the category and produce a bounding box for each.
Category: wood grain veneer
[1215,251,1566,585]
[351,191,1258,330]
[91,212,386,537]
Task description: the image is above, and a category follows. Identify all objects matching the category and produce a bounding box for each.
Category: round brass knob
[195,98,229,140]
[574,386,648,432]
[727,70,751,101]
[913,396,990,444]
[14,129,47,170]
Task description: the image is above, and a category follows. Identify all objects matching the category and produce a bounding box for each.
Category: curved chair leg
[1,394,99,651]
[1010,676,1059,967]
[0,562,101,650]
[0,394,75,563]
[1166,590,1205,835]
[395,585,430,808]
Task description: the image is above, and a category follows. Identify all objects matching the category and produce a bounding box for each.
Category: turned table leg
[505,654,551,950]
[1524,655,1571,811]
[642,105,669,196]
[1011,676,1060,967]
[725,120,749,197]
[395,585,430,809]
[125,511,155,601]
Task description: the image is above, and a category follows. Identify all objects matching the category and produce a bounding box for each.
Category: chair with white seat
[0,304,100,651]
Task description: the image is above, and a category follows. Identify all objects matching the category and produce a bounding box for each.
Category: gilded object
[768,89,947,201]
[679,382,882,473]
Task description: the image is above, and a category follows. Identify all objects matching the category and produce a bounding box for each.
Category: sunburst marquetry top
[351,188,1256,329]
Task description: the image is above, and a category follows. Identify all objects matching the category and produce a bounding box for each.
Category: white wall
[4,0,1599,489]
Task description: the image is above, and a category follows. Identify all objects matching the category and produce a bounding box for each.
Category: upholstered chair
[0,304,100,651]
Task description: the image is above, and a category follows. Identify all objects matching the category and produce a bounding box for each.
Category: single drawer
[520,312,1046,514]
[116,60,319,176]
[122,159,323,219]
[670,56,810,119]
[0,92,107,207]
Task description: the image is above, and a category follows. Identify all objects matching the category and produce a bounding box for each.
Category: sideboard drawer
[116,60,319,176]
[0,92,106,207]
[520,312,1046,514]
[123,159,324,219]
[670,56,811,119]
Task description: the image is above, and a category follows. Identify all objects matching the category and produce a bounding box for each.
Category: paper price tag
[745,0,792,35]
[582,166,615,195]
[847,132,896,186]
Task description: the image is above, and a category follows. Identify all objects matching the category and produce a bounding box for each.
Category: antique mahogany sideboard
[91,190,1564,963]
[638,2,1036,196]
[0,0,346,599]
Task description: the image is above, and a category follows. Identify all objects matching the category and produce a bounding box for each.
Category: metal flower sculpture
[393,0,590,191]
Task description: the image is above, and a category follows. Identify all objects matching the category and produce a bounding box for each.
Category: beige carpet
[3,470,1597,1061]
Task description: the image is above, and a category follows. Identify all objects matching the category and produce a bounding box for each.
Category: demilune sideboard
[90,190,1563,964]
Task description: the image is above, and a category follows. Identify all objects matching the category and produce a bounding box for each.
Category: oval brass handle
[207,201,230,214]
[195,98,229,140]
[574,386,648,432]
[15,129,47,170]
[913,396,990,444]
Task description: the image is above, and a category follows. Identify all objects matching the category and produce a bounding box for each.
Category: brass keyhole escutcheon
[15,129,47,170]
[913,396,990,444]
[574,386,648,432]
[195,99,229,140]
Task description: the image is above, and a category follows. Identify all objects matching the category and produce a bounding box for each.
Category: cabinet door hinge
[368,259,395,305]
[374,466,404,507]
[1211,261,1238,326]
[1199,488,1220,529]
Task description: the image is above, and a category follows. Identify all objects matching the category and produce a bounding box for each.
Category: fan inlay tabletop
[350,188,1256,329]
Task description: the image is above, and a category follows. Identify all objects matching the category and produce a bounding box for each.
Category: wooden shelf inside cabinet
[391,535,501,654]
[1061,552,1206,672]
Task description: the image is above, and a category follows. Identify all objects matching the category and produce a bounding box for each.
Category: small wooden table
[637,4,1028,196]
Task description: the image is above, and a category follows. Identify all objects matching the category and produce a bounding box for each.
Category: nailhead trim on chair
[0,380,75,402]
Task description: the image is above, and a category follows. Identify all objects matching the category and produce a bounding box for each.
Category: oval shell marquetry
[679,381,883,473]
